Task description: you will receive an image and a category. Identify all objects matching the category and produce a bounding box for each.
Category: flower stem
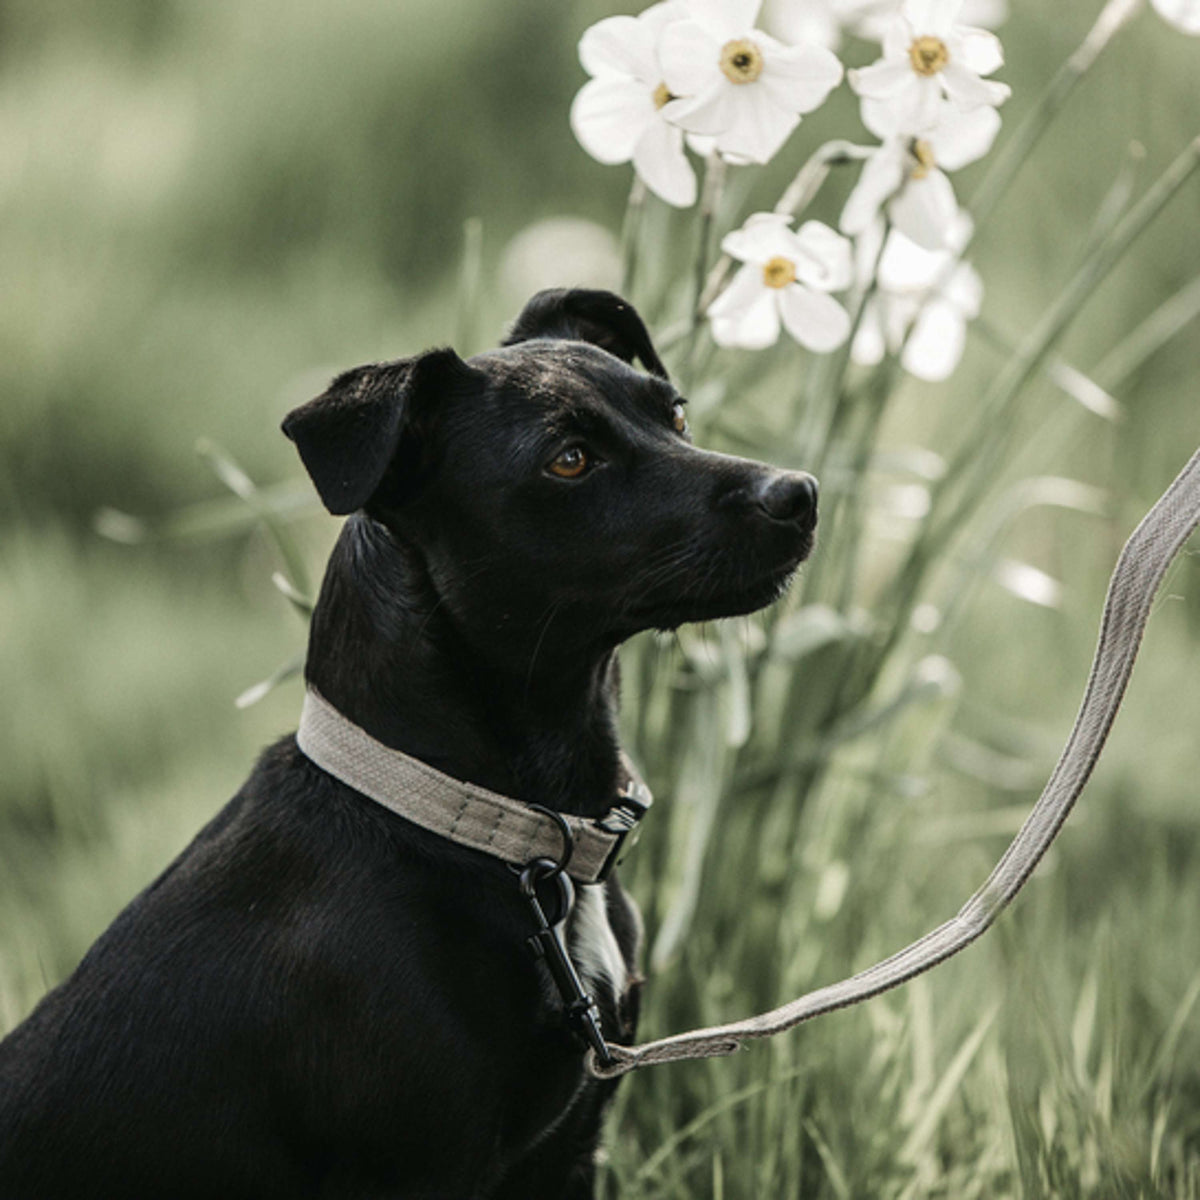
[455,216,484,356]
[620,175,647,299]
[945,135,1200,514]
[967,0,1145,237]
[874,133,1200,674]
[692,153,727,329]
[1094,271,1200,389]
[681,154,727,391]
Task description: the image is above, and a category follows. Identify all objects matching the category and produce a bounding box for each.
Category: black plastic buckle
[594,778,653,881]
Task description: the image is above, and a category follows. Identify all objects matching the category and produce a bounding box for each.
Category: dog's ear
[502,288,668,380]
[282,348,478,515]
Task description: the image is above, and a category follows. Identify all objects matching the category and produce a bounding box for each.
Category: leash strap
[296,688,652,885]
[588,445,1200,1079]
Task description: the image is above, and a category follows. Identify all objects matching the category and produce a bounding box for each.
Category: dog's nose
[756,471,818,524]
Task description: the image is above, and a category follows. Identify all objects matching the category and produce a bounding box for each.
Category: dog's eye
[548,447,590,479]
[672,402,689,435]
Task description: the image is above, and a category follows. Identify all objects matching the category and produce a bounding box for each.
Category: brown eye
[672,402,689,435]
[548,447,590,479]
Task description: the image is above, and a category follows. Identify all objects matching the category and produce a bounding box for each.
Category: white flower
[849,0,1010,134]
[570,2,698,207]
[762,0,844,51]
[1152,0,1200,34]
[659,0,844,165]
[841,101,1000,248]
[852,216,982,380]
[708,213,854,351]
[848,0,1008,42]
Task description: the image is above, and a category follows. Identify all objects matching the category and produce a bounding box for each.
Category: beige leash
[588,445,1200,1080]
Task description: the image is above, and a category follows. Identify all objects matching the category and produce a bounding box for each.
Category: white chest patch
[567,883,628,1005]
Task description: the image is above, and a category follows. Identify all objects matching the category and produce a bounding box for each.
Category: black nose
[756,472,818,524]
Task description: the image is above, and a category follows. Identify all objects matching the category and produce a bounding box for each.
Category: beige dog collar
[296,687,651,884]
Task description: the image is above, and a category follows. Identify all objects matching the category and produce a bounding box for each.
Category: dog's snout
[756,472,818,524]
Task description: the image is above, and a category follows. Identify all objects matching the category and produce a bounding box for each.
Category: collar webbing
[295,687,651,884]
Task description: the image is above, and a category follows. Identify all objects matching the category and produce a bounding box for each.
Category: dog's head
[283,289,817,667]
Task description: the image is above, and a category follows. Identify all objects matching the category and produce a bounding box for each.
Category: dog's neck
[303,515,624,819]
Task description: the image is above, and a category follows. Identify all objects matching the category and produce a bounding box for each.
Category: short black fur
[0,288,818,1198]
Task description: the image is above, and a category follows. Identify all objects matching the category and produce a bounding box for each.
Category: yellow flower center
[652,81,675,110]
[910,139,936,179]
[908,35,950,76]
[720,39,764,85]
[762,256,797,289]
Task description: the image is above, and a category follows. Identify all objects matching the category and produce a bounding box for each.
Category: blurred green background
[1,0,1199,1194]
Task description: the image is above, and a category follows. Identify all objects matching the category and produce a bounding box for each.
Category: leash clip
[518,854,613,1069]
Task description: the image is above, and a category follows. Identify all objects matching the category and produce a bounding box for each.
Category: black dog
[0,289,817,1198]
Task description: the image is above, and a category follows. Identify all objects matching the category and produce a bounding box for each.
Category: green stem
[834,360,901,615]
[968,0,1145,236]
[873,133,1200,678]
[454,217,484,356]
[681,154,727,392]
[1094,271,1200,389]
[619,175,647,299]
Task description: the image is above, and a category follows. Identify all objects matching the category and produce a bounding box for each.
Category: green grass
[2,0,1200,1195]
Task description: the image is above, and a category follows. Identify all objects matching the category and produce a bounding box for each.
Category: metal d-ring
[525,803,575,883]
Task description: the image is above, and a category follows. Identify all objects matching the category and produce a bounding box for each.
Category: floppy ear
[502,288,669,380]
[282,348,477,515]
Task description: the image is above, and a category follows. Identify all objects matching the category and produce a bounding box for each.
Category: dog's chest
[566,883,629,1007]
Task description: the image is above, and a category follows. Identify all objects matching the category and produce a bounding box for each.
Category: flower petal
[840,142,906,236]
[927,101,1000,169]
[960,0,1009,27]
[952,27,1005,75]
[853,217,888,286]
[859,95,903,140]
[715,83,801,164]
[579,16,646,79]
[570,77,656,164]
[878,226,947,290]
[790,221,855,290]
[709,272,782,349]
[708,259,769,316]
[903,0,964,36]
[687,0,765,41]
[632,119,698,207]
[881,13,914,57]
[940,61,1011,109]
[1152,0,1200,31]
[639,0,692,39]
[903,298,967,380]
[659,20,723,97]
[849,57,913,99]
[758,39,844,114]
[888,168,958,250]
[944,260,983,318]
[767,0,842,51]
[852,297,888,365]
[720,211,796,263]
[879,73,943,132]
[778,285,852,352]
[663,85,735,136]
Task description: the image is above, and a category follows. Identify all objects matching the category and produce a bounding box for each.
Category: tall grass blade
[234,651,306,709]
[899,1005,999,1165]
[196,438,313,598]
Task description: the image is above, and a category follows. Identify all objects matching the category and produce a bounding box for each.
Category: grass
[2,0,1199,1196]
